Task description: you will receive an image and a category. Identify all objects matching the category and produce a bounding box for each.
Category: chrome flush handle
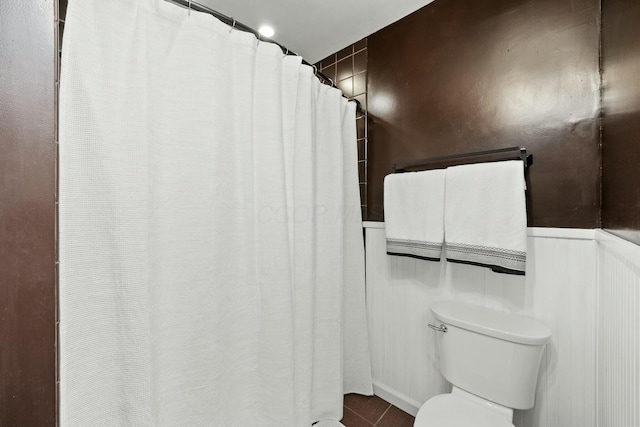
[428,323,448,333]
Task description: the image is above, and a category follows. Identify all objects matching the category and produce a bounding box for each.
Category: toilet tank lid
[431,301,551,345]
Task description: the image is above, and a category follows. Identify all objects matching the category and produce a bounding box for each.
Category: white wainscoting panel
[365,226,448,415]
[596,230,640,427]
[364,225,598,427]
[518,232,597,427]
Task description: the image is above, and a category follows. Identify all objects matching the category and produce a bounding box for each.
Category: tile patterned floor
[341,394,415,427]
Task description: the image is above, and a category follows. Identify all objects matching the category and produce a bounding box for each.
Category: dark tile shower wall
[316,39,369,219]
[0,0,58,425]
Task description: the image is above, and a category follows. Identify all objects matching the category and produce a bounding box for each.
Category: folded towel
[444,160,527,275]
[384,169,446,261]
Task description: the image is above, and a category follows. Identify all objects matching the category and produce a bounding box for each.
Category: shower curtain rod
[164,0,337,89]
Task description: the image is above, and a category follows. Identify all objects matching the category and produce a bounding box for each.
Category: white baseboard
[372,380,423,417]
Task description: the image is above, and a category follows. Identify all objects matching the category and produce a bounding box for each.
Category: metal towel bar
[393,146,533,173]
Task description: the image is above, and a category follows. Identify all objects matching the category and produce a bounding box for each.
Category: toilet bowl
[414,301,551,427]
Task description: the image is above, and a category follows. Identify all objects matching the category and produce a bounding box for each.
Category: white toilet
[414,301,551,427]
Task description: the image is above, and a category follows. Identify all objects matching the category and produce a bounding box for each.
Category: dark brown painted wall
[0,0,57,425]
[602,0,640,244]
[366,0,601,227]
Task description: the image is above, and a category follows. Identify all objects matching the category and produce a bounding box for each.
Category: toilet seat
[414,393,514,427]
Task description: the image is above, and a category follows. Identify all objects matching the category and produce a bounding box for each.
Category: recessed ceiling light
[258,26,274,38]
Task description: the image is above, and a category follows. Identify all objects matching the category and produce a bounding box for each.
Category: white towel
[444,160,527,275]
[384,169,446,260]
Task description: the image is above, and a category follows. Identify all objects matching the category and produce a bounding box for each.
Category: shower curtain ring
[229,18,236,33]
[188,0,191,16]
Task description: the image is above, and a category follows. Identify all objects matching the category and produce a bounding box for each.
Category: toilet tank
[431,301,551,410]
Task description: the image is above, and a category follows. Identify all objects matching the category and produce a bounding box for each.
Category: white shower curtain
[59,0,372,425]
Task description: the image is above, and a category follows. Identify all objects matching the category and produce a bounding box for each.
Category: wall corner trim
[363,222,598,241]
[527,227,597,240]
[362,221,385,229]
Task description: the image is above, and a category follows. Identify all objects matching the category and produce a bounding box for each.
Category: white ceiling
[198,0,436,64]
